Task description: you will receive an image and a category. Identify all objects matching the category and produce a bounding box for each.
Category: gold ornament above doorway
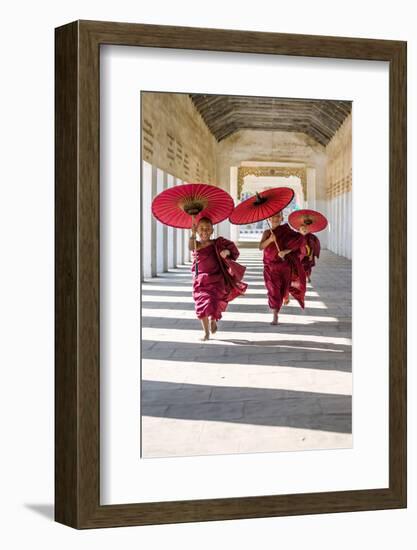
[237,166,307,200]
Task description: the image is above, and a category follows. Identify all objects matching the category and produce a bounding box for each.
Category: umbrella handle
[192,215,198,276]
[266,219,281,254]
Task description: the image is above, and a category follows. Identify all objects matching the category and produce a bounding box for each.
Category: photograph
[141,91,353,458]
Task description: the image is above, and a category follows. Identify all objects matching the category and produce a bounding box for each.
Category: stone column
[346,191,352,260]
[150,165,158,277]
[167,174,175,269]
[306,167,316,209]
[156,168,165,274]
[175,178,184,265]
[230,166,239,244]
[162,172,168,272]
[183,217,190,264]
[142,161,153,279]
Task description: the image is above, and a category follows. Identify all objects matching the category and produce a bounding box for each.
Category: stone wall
[216,129,326,192]
[326,114,352,199]
[325,114,352,258]
[141,92,217,184]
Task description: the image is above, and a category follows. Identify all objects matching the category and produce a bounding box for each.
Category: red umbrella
[229,187,294,225]
[229,187,294,253]
[152,182,234,276]
[152,182,234,229]
[289,209,328,233]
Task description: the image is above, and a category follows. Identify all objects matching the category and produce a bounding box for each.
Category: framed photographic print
[55,20,406,528]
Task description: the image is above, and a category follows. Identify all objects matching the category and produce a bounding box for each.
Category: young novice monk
[299,225,321,282]
[282,225,310,306]
[189,217,247,340]
[259,211,306,325]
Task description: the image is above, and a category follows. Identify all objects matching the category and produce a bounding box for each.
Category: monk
[299,225,321,282]
[189,217,247,340]
[259,211,307,325]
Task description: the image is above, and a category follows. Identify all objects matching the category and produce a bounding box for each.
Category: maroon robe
[192,237,247,320]
[302,233,321,279]
[263,223,307,311]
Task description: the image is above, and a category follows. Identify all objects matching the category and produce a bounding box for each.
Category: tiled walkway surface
[141,248,352,458]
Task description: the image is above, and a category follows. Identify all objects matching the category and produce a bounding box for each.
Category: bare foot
[283,297,290,305]
[210,319,217,334]
[270,312,278,325]
[200,332,210,341]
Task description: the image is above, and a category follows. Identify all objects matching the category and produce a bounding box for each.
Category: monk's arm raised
[259,230,275,250]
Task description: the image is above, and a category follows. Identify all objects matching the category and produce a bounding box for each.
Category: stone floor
[141,248,352,458]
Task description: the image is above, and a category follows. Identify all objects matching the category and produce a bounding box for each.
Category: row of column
[142,160,352,273]
[142,161,191,280]
[326,191,352,260]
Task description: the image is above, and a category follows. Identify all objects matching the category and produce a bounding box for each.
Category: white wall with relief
[325,114,353,259]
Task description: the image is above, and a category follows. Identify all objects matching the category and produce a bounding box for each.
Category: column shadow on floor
[141,299,341,316]
[142,380,352,434]
[141,316,351,335]
[143,339,352,372]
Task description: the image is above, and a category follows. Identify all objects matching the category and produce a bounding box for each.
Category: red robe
[302,233,321,279]
[192,237,247,320]
[263,223,307,311]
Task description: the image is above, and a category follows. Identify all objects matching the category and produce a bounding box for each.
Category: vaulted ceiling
[189,94,351,146]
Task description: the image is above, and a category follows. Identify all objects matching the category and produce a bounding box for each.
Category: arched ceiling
[189,94,352,146]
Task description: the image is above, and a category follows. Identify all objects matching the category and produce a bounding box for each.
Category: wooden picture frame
[55,20,407,529]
